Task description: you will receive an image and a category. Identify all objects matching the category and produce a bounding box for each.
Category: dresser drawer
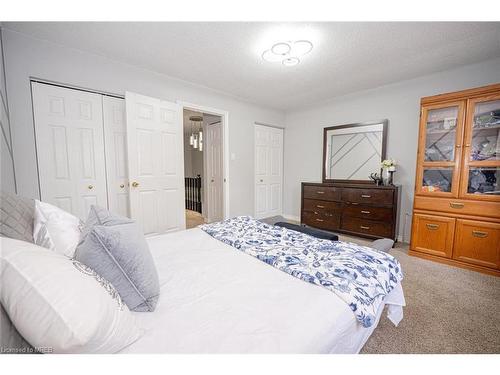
[342,188,394,206]
[303,185,341,201]
[341,217,392,238]
[303,199,341,213]
[454,219,500,269]
[302,211,340,231]
[410,213,455,258]
[343,205,393,221]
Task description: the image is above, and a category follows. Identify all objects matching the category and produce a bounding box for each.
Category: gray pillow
[79,205,134,244]
[371,238,394,252]
[75,206,160,312]
[0,191,35,243]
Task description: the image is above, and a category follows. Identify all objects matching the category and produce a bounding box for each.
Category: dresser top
[302,181,400,190]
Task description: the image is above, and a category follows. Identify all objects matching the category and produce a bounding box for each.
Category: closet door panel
[32,82,107,220]
[103,96,130,217]
[126,92,185,235]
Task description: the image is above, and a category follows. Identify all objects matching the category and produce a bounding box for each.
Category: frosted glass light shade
[271,42,291,55]
[292,40,313,56]
[199,130,203,142]
[282,57,300,66]
[189,134,194,145]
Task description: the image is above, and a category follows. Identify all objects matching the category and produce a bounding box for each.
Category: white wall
[0,27,16,193]
[284,57,500,242]
[2,29,284,217]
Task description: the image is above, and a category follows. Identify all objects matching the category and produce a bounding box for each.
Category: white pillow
[33,200,81,257]
[0,237,142,353]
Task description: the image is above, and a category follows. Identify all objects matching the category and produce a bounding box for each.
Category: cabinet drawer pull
[316,205,325,208]
[449,202,464,209]
[361,194,371,198]
[316,191,325,194]
[360,210,371,214]
[426,224,439,230]
[360,225,370,230]
[472,230,488,238]
[316,218,324,222]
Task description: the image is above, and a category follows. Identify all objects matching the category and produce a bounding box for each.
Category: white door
[103,96,130,217]
[32,82,108,220]
[254,124,283,219]
[206,121,223,222]
[125,92,185,235]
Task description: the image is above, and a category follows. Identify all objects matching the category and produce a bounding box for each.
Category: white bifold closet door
[125,92,186,235]
[102,96,130,217]
[254,124,283,219]
[32,82,108,220]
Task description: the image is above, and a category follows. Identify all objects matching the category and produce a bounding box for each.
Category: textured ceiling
[4,22,500,110]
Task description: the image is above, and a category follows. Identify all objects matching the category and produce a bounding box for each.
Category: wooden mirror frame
[322,119,388,184]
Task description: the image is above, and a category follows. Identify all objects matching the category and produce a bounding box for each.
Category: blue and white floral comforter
[200,216,403,328]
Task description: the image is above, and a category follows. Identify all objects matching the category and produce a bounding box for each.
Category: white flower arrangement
[381,159,397,171]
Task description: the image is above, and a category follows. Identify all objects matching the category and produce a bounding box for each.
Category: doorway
[183,108,225,228]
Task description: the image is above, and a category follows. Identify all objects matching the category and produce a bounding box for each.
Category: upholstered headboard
[0,190,35,243]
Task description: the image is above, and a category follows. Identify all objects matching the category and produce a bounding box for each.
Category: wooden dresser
[301,182,401,241]
[410,83,500,276]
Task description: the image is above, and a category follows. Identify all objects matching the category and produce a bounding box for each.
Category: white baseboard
[282,214,300,223]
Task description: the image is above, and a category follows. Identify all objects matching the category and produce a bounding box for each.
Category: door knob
[259,179,263,182]
[87,185,94,190]
[131,181,140,188]
[120,184,125,188]
[211,179,215,183]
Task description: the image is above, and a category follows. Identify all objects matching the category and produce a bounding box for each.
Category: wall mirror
[323,120,388,183]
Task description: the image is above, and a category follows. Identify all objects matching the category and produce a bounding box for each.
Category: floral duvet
[200,216,403,328]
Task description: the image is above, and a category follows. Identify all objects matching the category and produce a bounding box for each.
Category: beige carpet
[360,244,500,354]
[261,217,500,354]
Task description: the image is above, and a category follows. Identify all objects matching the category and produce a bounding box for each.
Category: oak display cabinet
[410,83,500,276]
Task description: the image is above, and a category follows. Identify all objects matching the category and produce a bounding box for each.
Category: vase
[382,168,390,186]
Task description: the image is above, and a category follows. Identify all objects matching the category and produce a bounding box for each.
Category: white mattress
[121,228,405,354]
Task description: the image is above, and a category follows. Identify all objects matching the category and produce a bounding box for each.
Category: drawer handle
[316,218,324,222]
[361,210,371,214]
[361,194,371,198]
[316,191,325,194]
[449,202,464,209]
[472,230,488,238]
[426,224,439,230]
[360,225,370,230]
[316,205,325,208]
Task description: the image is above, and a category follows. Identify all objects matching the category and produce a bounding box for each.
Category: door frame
[253,122,285,219]
[177,101,229,220]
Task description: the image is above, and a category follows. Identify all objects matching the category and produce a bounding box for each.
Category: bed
[120,227,405,354]
[0,191,405,354]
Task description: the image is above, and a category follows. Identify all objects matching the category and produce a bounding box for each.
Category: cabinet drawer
[303,199,341,213]
[341,217,392,238]
[454,220,500,269]
[414,196,500,219]
[343,205,393,221]
[302,211,340,231]
[342,188,394,206]
[410,214,455,258]
[303,185,341,201]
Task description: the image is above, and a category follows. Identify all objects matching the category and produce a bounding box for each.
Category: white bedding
[120,228,405,354]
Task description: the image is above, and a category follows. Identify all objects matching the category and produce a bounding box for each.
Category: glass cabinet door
[417,101,465,197]
[460,95,500,200]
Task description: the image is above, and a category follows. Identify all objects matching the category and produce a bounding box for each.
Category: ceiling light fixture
[261,39,313,67]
